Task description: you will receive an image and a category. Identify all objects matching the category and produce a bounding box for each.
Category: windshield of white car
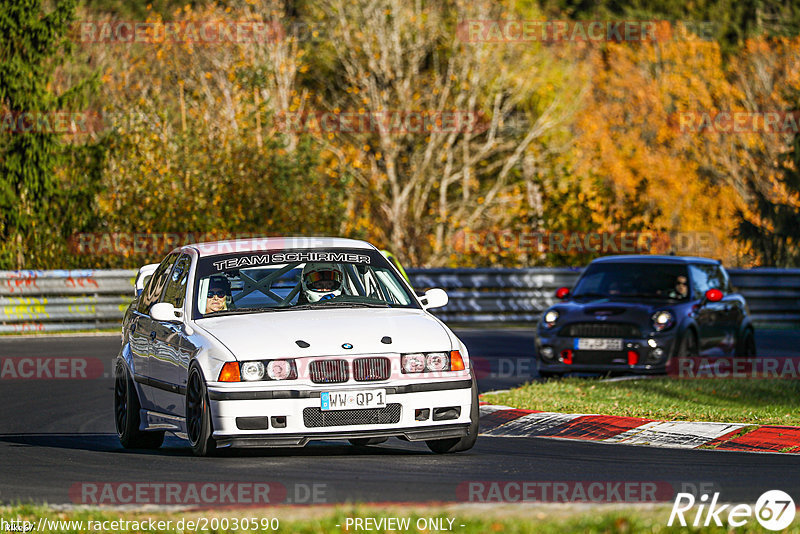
[571,262,691,300]
[193,248,417,318]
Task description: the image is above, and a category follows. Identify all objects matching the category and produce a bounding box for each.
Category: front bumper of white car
[206,378,473,447]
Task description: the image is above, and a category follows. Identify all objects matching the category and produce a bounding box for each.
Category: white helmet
[301,262,345,302]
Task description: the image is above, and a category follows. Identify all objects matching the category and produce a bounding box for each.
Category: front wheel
[186,366,217,457]
[676,329,699,358]
[735,328,756,358]
[426,371,478,454]
[539,371,564,380]
[114,360,164,449]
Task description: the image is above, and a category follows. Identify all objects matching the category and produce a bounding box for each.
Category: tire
[349,437,388,447]
[426,371,478,454]
[114,360,164,449]
[676,329,699,358]
[538,371,564,379]
[735,328,756,358]
[186,366,217,457]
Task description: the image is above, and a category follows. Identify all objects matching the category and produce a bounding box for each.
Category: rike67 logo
[669,490,795,530]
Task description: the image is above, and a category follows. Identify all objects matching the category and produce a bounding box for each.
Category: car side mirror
[421,288,448,310]
[556,287,570,299]
[151,302,183,322]
[704,288,723,303]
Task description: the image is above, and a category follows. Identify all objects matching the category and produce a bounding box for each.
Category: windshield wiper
[207,307,285,316]
[306,300,390,308]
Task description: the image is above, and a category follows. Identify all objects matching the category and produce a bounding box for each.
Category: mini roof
[591,254,719,264]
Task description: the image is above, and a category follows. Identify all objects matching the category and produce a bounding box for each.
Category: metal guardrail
[1,267,799,332]
[0,270,135,333]
[407,268,800,327]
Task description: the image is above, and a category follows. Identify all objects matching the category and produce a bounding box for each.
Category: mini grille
[558,322,641,338]
[573,350,627,364]
[353,357,391,381]
[309,360,349,383]
[303,404,402,427]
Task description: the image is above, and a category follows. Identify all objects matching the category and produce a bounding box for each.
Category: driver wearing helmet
[301,262,345,302]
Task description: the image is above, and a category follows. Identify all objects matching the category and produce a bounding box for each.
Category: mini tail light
[218,361,241,382]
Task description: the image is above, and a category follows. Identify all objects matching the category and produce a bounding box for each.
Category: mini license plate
[321,389,387,411]
[574,338,623,351]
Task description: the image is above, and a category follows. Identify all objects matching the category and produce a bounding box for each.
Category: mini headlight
[544,310,559,327]
[240,361,265,381]
[402,353,426,373]
[651,310,675,332]
[266,360,295,380]
[426,352,450,371]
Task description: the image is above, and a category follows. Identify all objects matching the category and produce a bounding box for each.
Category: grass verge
[2,503,797,533]
[482,378,800,426]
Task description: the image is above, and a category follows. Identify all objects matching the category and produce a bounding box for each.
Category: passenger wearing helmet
[301,263,345,303]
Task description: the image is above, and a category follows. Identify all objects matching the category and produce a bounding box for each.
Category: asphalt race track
[0,330,798,506]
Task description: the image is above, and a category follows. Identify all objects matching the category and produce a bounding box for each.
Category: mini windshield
[571,262,691,300]
[193,248,418,318]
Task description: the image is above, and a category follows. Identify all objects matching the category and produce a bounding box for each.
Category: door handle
[150,331,157,341]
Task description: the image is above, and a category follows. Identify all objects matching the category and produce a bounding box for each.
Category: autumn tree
[309,0,582,265]
[0,0,103,268]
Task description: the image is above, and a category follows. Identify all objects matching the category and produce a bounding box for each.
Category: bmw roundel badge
[342,343,353,349]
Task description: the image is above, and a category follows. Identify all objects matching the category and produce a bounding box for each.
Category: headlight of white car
[425,352,449,371]
[402,351,465,373]
[401,353,426,373]
[266,360,295,380]
[219,359,298,382]
[241,361,265,381]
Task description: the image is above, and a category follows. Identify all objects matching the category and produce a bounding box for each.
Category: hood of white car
[196,308,453,359]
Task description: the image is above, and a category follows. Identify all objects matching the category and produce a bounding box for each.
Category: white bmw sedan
[115,237,477,456]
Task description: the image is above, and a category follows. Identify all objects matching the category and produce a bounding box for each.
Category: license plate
[574,338,623,351]
[321,389,386,411]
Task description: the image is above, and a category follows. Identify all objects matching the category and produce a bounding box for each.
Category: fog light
[270,416,287,428]
[540,346,555,361]
[647,347,665,363]
[647,338,657,348]
[433,406,461,421]
[415,408,430,421]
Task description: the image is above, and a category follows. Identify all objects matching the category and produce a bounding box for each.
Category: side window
[161,254,192,309]
[689,264,725,297]
[688,264,709,296]
[137,253,178,314]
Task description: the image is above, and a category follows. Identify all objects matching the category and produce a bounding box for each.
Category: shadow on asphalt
[0,433,432,457]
